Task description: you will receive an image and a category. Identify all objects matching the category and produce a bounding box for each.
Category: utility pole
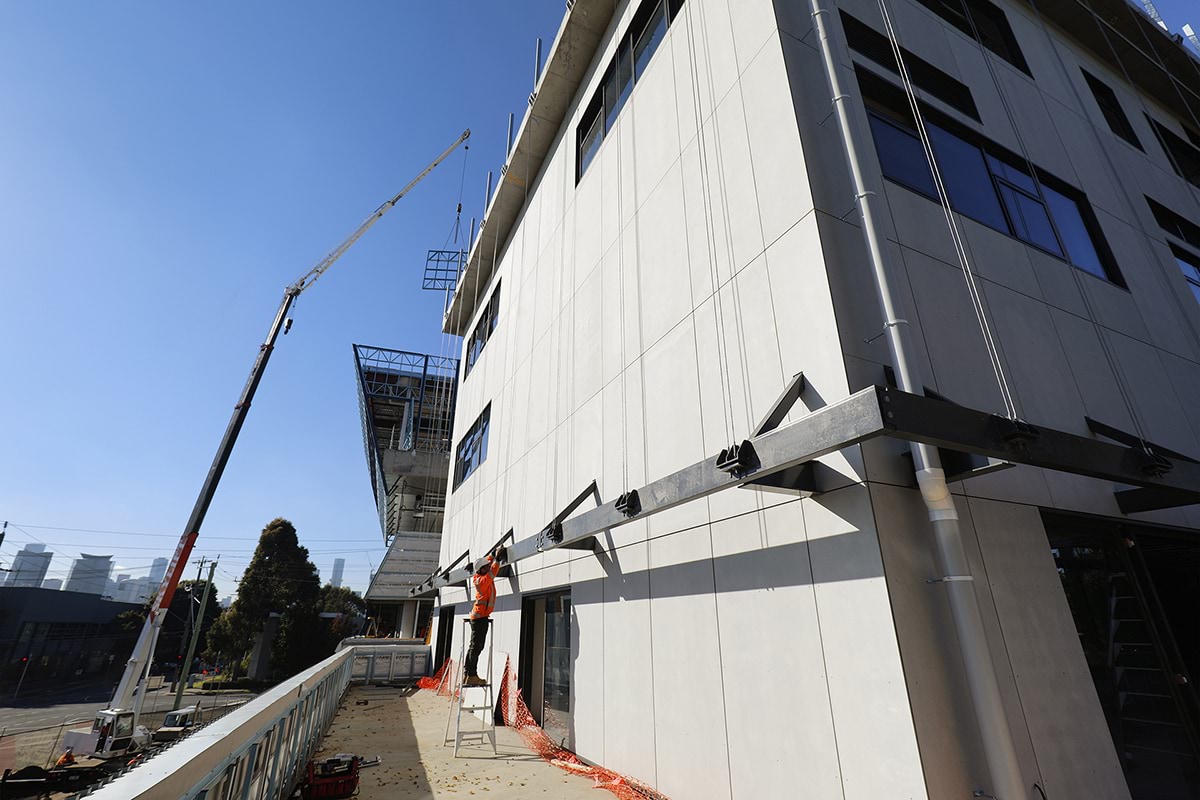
[173,561,216,711]
[172,558,206,691]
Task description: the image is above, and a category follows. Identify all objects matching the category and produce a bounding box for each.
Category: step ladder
[446,617,497,756]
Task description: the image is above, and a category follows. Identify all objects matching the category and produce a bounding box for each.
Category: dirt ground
[312,685,600,799]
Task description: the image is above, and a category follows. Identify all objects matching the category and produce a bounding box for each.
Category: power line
[8,523,382,543]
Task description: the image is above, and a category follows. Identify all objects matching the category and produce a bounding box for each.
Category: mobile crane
[62,129,470,760]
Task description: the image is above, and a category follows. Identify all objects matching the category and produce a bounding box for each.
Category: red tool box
[301,754,360,799]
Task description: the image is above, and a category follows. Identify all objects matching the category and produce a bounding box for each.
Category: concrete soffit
[443,0,618,337]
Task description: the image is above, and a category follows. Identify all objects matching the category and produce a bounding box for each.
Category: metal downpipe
[807,2,1028,797]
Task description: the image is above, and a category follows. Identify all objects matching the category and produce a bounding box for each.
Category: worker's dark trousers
[464,617,491,678]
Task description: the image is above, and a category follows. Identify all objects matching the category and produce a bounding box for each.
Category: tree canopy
[203,518,362,681]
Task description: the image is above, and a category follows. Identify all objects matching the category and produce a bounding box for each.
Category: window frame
[859,66,1125,286]
[1170,243,1200,306]
[1080,69,1142,150]
[912,0,1030,76]
[1145,114,1200,190]
[464,281,502,378]
[452,404,491,489]
[574,0,685,183]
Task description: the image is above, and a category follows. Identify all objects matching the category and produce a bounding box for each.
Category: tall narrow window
[1081,69,1142,149]
[867,112,937,197]
[633,0,668,79]
[927,123,1006,230]
[575,0,687,182]
[465,282,501,377]
[1171,245,1200,305]
[1146,114,1200,189]
[913,0,1030,75]
[453,405,491,489]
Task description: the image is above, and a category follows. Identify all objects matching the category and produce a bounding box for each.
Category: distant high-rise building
[331,558,346,588]
[5,543,52,587]
[64,554,113,595]
[41,578,62,591]
[148,558,168,587]
[219,595,233,609]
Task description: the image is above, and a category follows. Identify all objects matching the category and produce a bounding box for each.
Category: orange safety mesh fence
[420,657,669,800]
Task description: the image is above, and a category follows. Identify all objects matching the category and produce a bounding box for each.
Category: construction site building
[429,0,1200,798]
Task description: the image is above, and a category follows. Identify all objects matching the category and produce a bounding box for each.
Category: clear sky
[0,2,563,597]
[1,0,1197,600]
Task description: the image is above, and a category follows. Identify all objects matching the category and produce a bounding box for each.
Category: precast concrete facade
[432,0,1200,798]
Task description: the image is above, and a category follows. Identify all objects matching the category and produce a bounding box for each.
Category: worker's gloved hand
[492,546,508,564]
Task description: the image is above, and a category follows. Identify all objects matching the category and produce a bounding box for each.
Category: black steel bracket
[615,490,641,517]
[716,440,759,476]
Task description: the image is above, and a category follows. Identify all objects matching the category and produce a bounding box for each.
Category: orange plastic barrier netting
[419,657,669,800]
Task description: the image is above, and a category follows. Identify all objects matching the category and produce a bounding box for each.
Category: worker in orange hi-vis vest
[463,546,506,686]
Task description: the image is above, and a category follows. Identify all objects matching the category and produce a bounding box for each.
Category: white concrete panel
[622,222,644,369]
[643,314,706,479]
[739,33,815,250]
[679,138,719,308]
[1046,308,1136,433]
[688,0,740,119]
[1110,330,1198,453]
[574,261,605,404]
[958,217,1043,302]
[968,497,1132,800]
[715,535,845,800]
[648,538,732,800]
[631,32,682,211]
[602,539,657,785]
[571,570,605,763]
[803,485,927,800]
[727,0,776,74]
[713,85,766,274]
[574,165,604,294]
[600,245,625,388]
[693,295,736,456]
[985,283,1086,433]
[733,253,787,422]
[637,164,693,348]
[672,21,701,151]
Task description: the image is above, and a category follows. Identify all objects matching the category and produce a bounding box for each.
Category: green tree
[316,584,368,651]
[204,518,323,681]
[114,578,221,670]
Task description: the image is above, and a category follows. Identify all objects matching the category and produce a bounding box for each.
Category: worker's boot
[464,675,488,687]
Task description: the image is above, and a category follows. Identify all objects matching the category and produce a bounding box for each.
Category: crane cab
[62,710,149,759]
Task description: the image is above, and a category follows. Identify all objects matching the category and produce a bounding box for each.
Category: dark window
[575,0,685,182]
[867,112,937,196]
[861,70,1123,284]
[604,43,633,133]
[1042,185,1108,280]
[927,123,1006,229]
[453,405,490,489]
[913,0,1030,75]
[1081,70,1142,149]
[1147,196,1200,250]
[841,11,980,121]
[464,282,501,377]
[1146,114,1200,189]
[1172,244,1200,306]
[633,1,668,79]
[577,102,603,181]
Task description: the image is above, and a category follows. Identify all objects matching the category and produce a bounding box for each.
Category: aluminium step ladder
[446,617,497,756]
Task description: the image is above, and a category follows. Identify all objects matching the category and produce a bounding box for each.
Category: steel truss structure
[353,345,460,536]
[410,381,1199,597]
[423,249,467,291]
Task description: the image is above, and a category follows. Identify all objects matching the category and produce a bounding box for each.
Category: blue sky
[1,0,1196,599]
[0,2,563,596]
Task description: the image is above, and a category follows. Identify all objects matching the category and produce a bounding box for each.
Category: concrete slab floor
[311,685,599,799]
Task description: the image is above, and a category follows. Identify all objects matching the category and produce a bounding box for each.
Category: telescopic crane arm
[105,129,471,731]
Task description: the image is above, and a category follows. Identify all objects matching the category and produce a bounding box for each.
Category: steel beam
[410,385,1200,598]
[878,388,1200,495]
[410,386,890,596]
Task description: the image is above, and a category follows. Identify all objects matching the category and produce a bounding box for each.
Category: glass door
[542,594,572,747]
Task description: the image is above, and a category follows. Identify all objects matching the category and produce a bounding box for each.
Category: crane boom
[99,129,471,744]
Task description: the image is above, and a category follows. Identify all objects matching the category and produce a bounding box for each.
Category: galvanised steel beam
[410,385,1200,598]
[410,386,891,596]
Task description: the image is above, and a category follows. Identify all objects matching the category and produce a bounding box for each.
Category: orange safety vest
[470,558,501,619]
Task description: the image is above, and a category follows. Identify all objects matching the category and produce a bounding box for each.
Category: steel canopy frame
[409,385,1200,597]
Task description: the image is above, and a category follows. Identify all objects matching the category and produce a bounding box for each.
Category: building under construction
[353,345,459,638]
[77,0,1199,798]
[424,0,1200,798]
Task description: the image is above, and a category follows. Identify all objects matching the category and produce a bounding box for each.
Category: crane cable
[874,0,1019,420]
